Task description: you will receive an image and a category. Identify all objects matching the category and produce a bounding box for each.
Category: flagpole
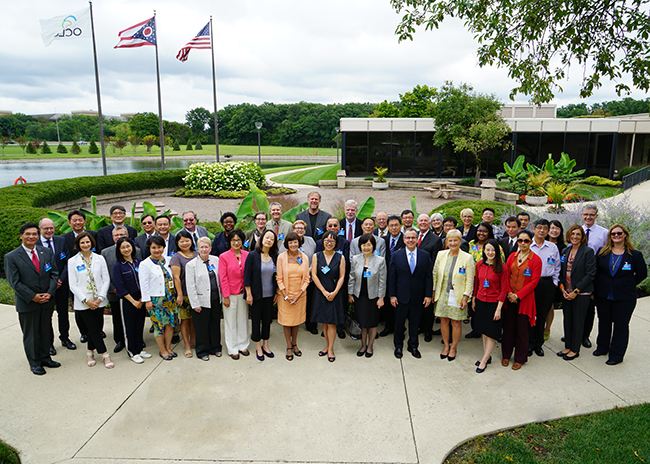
[153,10,165,169]
[88,1,107,176]
[209,16,220,163]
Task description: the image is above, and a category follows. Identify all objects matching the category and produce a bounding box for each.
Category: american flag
[176,22,211,62]
[114,16,157,48]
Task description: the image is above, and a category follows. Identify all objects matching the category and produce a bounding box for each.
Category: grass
[431,200,522,221]
[445,403,650,464]
[261,164,311,175]
[572,183,622,200]
[271,164,340,185]
[0,278,14,305]
[0,144,336,160]
[0,438,20,463]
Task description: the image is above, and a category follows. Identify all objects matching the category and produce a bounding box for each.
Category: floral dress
[149,258,179,336]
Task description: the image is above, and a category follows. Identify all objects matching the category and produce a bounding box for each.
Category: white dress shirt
[582,223,608,253]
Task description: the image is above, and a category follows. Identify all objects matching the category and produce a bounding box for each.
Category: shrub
[183,161,265,191]
[195,140,203,150]
[616,165,648,180]
[71,141,81,154]
[186,142,193,151]
[88,140,99,154]
[173,140,181,151]
[56,143,68,154]
[25,142,37,154]
[580,176,622,187]
[430,200,522,225]
[41,141,52,154]
[0,277,15,305]
[174,186,297,199]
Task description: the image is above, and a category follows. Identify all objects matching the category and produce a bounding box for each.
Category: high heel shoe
[102,353,114,369]
[475,356,492,366]
[447,352,456,362]
[440,352,448,360]
[86,350,96,367]
[475,365,487,374]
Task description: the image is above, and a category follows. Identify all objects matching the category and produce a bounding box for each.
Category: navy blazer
[594,250,647,301]
[96,224,137,252]
[417,231,440,258]
[339,218,363,242]
[63,230,98,256]
[458,224,478,243]
[243,250,277,301]
[40,235,68,283]
[112,259,142,300]
[383,233,405,267]
[388,247,433,305]
[560,244,596,294]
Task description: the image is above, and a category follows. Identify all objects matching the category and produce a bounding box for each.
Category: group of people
[5,193,646,376]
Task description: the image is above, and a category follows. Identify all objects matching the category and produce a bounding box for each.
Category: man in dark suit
[135,214,156,258]
[499,216,521,259]
[388,229,433,359]
[154,215,176,257]
[101,225,131,352]
[381,215,404,337]
[39,218,76,354]
[339,199,363,243]
[415,214,441,342]
[5,223,61,375]
[296,191,331,240]
[96,205,137,251]
[375,211,389,239]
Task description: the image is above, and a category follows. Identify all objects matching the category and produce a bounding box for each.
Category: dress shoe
[475,366,487,374]
[230,353,240,360]
[440,353,448,360]
[337,329,346,339]
[80,334,88,343]
[113,341,125,353]
[501,358,510,367]
[561,336,565,342]
[42,359,61,368]
[49,346,57,356]
[356,348,367,357]
[101,331,107,339]
[563,352,580,361]
[534,347,544,357]
[31,366,46,375]
[61,338,77,350]
[424,334,433,343]
[465,331,480,339]
[605,359,622,366]
[557,350,569,357]
[447,354,456,362]
[379,329,393,337]
[475,357,492,366]
[318,350,327,357]
[394,347,403,359]
[262,348,274,358]
[582,338,592,348]
[255,352,264,362]
[511,362,523,370]
[410,348,422,359]
[365,351,373,358]
[527,349,533,357]
[239,349,250,357]
[593,349,608,357]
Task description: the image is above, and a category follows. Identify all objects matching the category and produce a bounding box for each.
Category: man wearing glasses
[181,210,208,248]
[581,204,609,349]
[135,215,156,258]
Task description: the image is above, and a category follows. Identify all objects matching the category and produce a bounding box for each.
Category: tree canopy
[390,0,650,104]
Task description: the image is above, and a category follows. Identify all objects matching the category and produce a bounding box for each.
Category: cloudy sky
[1,0,646,122]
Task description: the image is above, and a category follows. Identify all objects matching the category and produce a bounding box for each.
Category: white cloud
[0,0,646,122]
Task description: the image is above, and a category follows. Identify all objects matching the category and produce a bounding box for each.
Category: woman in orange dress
[276,232,311,361]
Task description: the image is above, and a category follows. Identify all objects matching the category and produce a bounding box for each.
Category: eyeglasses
[610,231,624,237]
[183,218,195,222]
[517,238,531,244]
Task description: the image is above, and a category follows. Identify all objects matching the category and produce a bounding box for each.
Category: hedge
[0,170,186,274]
[174,186,297,198]
[430,200,523,224]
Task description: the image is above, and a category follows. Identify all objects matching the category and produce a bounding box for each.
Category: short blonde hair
[197,237,212,247]
[460,208,474,218]
[445,229,462,240]
[292,219,307,229]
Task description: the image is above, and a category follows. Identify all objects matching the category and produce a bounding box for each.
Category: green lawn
[0,144,336,160]
[262,165,311,175]
[270,164,340,185]
[0,277,15,305]
[445,403,650,464]
[573,183,622,200]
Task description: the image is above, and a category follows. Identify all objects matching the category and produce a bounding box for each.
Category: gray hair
[345,199,358,209]
[582,203,598,213]
[182,210,197,219]
[430,213,444,222]
[269,202,282,209]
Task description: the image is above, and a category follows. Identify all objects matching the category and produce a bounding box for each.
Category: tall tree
[391,0,650,104]
[128,113,160,138]
[185,107,213,140]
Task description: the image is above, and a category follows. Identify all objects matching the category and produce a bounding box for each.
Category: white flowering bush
[183,161,265,191]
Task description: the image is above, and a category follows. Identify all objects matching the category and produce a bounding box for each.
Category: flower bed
[183,161,265,191]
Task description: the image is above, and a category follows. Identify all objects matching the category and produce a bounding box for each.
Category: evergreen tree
[173,140,181,151]
[195,140,203,150]
[88,140,99,154]
[186,142,193,151]
[41,141,52,154]
[25,142,37,154]
[57,143,68,154]
[71,141,81,154]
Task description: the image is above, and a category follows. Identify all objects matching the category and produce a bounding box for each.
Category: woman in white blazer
[67,232,113,368]
[348,234,387,357]
[139,235,179,361]
[433,229,475,361]
[186,237,223,361]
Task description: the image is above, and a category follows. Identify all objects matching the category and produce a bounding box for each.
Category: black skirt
[473,299,502,340]
[354,271,379,328]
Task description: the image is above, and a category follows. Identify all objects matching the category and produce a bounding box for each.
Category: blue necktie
[409,252,415,274]
[390,237,396,252]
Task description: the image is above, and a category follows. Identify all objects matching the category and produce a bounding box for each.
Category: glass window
[540,132,565,163]
[514,132,540,166]
[344,132,368,175]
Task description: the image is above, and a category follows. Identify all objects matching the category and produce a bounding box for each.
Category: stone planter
[372,181,389,190]
[525,194,548,206]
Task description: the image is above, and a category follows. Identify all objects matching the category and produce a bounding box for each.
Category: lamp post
[255,121,263,165]
[335,126,340,165]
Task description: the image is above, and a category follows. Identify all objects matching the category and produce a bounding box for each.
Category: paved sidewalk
[1,297,649,464]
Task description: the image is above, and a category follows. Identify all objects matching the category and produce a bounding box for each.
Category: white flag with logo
[40,8,90,46]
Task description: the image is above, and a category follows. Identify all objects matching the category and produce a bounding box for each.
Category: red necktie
[347,223,352,241]
[274,222,279,235]
[31,249,40,273]
[418,233,423,247]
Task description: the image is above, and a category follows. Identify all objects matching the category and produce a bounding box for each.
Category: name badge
[483,279,490,288]
[296,256,303,265]
[458,266,466,275]
[91,247,96,252]
[278,233,285,241]
[471,244,479,252]
[622,262,632,271]
[374,250,381,256]
[207,264,215,272]
[337,229,345,236]
[321,265,330,274]
[134,265,139,273]
[59,251,67,260]
[336,249,343,255]
[560,255,566,263]
[363,270,372,278]
[547,257,556,265]
[243,240,250,248]
[44,263,52,272]
[316,227,324,236]
[167,280,174,289]
[76,264,86,272]
[169,251,176,257]
[523,268,532,277]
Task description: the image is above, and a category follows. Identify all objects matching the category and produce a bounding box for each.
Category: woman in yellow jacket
[433,229,475,361]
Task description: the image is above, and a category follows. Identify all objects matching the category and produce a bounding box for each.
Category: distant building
[340,104,650,179]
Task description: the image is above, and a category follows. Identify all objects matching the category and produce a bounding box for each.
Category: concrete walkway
[1,298,649,464]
